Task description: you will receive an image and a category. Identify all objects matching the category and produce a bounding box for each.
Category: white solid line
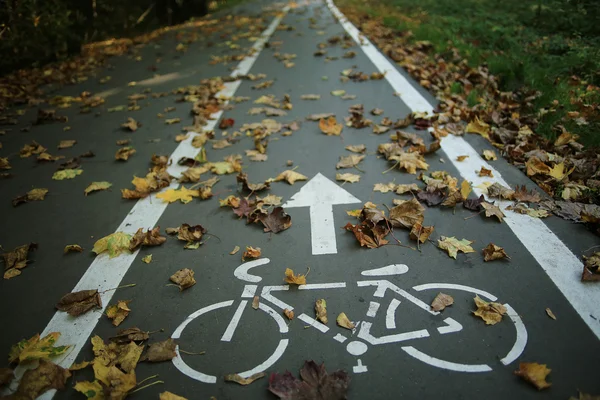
[172,300,234,338]
[361,264,409,276]
[172,346,217,384]
[385,298,401,329]
[299,282,347,290]
[221,300,248,342]
[358,321,429,345]
[401,346,493,373]
[366,301,380,318]
[437,317,463,335]
[328,0,600,339]
[298,313,330,333]
[358,280,439,316]
[241,285,258,298]
[259,302,289,334]
[261,285,293,311]
[3,8,290,398]
[284,173,360,255]
[333,333,348,343]
[238,339,289,379]
[501,304,528,366]
[234,258,271,283]
[412,283,498,302]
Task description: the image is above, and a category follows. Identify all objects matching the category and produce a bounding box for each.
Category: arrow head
[283,173,361,208]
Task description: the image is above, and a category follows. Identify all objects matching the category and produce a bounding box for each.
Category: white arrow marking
[283,173,360,255]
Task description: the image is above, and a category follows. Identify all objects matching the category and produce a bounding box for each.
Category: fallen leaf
[268,360,350,400]
[301,94,321,100]
[487,182,515,200]
[2,243,37,280]
[396,183,419,194]
[438,236,475,259]
[481,202,505,222]
[409,223,434,243]
[37,152,64,162]
[20,141,46,158]
[306,112,335,121]
[478,166,493,177]
[431,293,454,311]
[460,180,472,199]
[545,308,556,320]
[319,116,343,136]
[389,198,424,229]
[283,309,294,320]
[331,90,346,96]
[12,188,49,206]
[526,157,552,176]
[345,144,366,153]
[417,186,447,206]
[219,118,235,129]
[373,182,397,193]
[58,140,77,149]
[160,391,188,400]
[74,380,103,399]
[315,299,327,324]
[237,172,270,192]
[465,117,490,139]
[129,226,167,251]
[285,268,306,285]
[0,368,13,387]
[482,150,497,161]
[0,157,11,170]
[230,246,240,255]
[9,332,70,364]
[582,252,600,282]
[115,146,136,161]
[225,372,266,385]
[142,254,152,264]
[549,162,573,181]
[156,186,199,204]
[513,185,542,203]
[84,181,112,195]
[336,173,360,183]
[145,338,177,362]
[259,207,292,233]
[514,362,552,390]
[473,295,506,325]
[56,289,102,316]
[482,243,510,261]
[52,168,83,180]
[336,154,365,169]
[242,246,261,261]
[121,117,140,131]
[92,232,132,258]
[109,327,149,344]
[336,312,355,330]
[456,155,469,161]
[106,300,131,326]
[391,152,429,174]
[165,118,181,125]
[170,268,196,290]
[122,170,171,199]
[259,194,283,206]
[10,360,70,399]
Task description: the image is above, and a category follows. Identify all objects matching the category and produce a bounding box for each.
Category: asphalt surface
[0,1,599,399]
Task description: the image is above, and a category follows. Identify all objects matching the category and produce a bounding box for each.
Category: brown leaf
[481,202,505,222]
[409,223,434,243]
[373,182,397,193]
[56,289,102,316]
[12,188,49,206]
[478,166,493,177]
[274,169,308,185]
[389,198,424,229]
[268,360,350,400]
[259,207,292,233]
[145,338,177,362]
[0,368,13,387]
[390,152,429,174]
[20,141,46,158]
[2,243,37,280]
[109,327,149,344]
[487,182,515,200]
[252,296,260,310]
[431,293,454,311]
[237,172,270,192]
[306,113,335,121]
[545,308,557,320]
[115,146,136,161]
[106,300,131,327]
[344,221,389,248]
[482,243,510,261]
[473,295,506,325]
[345,144,366,153]
[160,391,188,400]
[319,116,343,135]
[121,117,140,131]
[170,268,196,290]
[336,312,355,330]
[514,362,552,390]
[283,309,294,320]
[463,194,485,211]
[219,118,235,129]
[10,360,70,399]
[417,186,447,206]
[284,268,306,285]
[129,226,167,251]
[242,246,261,261]
[58,140,77,149]
[336,154,365,169]
[225,372,265,385]
[582,252,600,282]
[177,224,206,244]
[315,299,328,324]
[513,185,542,203]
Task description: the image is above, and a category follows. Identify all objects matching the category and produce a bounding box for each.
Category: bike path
[0,1,599,399]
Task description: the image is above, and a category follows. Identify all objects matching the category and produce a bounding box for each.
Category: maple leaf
[74,380,103,399]
[315,299,328,324]
[417,186,447,206]
[115,146,136,161]
[170,268,196,291]
[259,194,283,206]
[84,181,112,195]
[242,246,261,261]
[175,224,206,248]
[525,157,551,176]
[12,188,48,206]
[129,227,167,251]
[220,195,241,208]
[463,194,485,211]
[92,364,136,397]
[268,360,350,400]
[472,295,506,325]
[438,236,475,259]
[56,289,102,316]
[92,232,132,258]
[121,117,140,131]
[122,171,171,199]
[345,144,366,153]
[209,161,236,175]
[344,222,389,248]
[156,186,199,204]
[225,372,266,386]
[441,190,464,207]
[259,207,292,233]
[465,117,490,139]
[373,182,397,193]
[145,338,177,362]
[336,312,355,330]
[431,293,453,311]
[482,243,510,261]
[391,152,428,174]
[10,360,71,399]
[52,168,82,180]
[237,172,270,192]
[2,243,37,280]
[106,300,131,326]
[409,223,434,243]
[514,363,552,390]
[396,183,420,194]
[9,332,70,364]
[389,198,424,229]
[549,162,573,181]
[481,202,505,222]
[513,185,541,203]
[284,268,306,285]
[336,154,365,169]
[336,173,360,183]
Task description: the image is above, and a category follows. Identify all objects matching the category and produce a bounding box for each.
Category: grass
[337,0,600,146]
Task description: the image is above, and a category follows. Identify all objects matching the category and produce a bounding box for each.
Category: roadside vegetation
[337,0,600,146]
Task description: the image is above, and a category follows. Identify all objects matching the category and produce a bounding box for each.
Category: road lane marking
[283,173,360,255]
[402,347,493,373]
[327,0,600,339]
[2,8,290,398]
[385,298,401,329]
[220,300,248,342]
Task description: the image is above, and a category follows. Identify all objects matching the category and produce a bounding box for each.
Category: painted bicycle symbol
[171,259,527,383]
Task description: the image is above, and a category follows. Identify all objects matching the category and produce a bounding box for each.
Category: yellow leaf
[156,186,200,204]
[373,182,397,193]
[478,167,493,177]
[473,295,506,325]
[106,301,131,327]
[141,254,152,264]
[52,169,82,180]
[9,332,70,364]
[85,181,112,195]
[391,152,429,174]
[482,150,497,161]
[74,380,103,399]
[284,268,306,285]
[465,117,490,139]
[274,170,308,185]
[437,236,475,259]
[319,116,343,135]
[64,244,83,254]
[209,161,235,175]
[160,391,188,400]
[460,180,472,199]
[456,155,469,161]
[315,299,327,324]
[346,209,361,217]
[525,157,551,176]
[548,162,573,181]
[336,173,360,183]
[92,232,132,258]
[514,363,552,390]
[482,243,510,261]
[336,312,355,330]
